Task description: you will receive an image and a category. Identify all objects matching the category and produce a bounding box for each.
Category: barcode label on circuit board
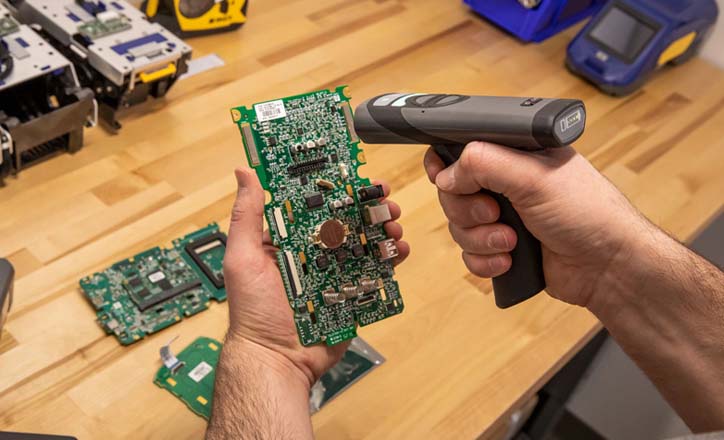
[188,361,213,383]
[254,99,287,122]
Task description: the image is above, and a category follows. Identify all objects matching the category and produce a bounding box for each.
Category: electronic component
[11,0,192,131]
[377,238,399,261]
[160,335,185,375]
[305,192,324,209]
[288,156,328,176]
[284,199,294,222]
[231,86,404,346]
[272,207,288,239]
[364,204,392,225]
[316,178,335,190]
[323,289,345,306]
[338,163,349,179]
[142,0,248,39]
[0,2,96,184]
[155,336,384,419]
[357,184,384,203]
[184,232,226,289]
[351,244,364,258]
[80,223,227,345]
[0,258,13,339]
[315,255,330,270]
[280,250,302,298]
[314,219,348,249]
[334,249,347,263]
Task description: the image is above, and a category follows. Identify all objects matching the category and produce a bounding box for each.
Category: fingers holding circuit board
[231,86,405,346]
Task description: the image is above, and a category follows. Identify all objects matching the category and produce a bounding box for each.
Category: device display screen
[588,7,659,63]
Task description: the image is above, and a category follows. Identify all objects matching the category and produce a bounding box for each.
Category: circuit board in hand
[230,86,404,346]
[80,224,227,345]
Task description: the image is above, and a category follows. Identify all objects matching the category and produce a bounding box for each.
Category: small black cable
[0,40,13,81]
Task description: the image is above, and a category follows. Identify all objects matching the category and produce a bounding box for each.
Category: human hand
[424,142,648,309]
[222,168,410,386]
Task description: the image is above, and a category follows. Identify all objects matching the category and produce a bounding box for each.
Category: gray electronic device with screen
[354,93,586,308]
[8,0,192,131]
[0,2,96,183]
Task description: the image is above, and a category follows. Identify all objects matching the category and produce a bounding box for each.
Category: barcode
[188,361,213,382]
[255,100,287,122]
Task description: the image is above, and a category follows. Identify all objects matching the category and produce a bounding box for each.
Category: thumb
[226,167,266,263]
[434,141,560,200]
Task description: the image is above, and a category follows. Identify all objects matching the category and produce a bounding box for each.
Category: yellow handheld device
[143,0,248,38]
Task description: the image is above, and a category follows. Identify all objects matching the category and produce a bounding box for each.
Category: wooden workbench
[1,1,723,438]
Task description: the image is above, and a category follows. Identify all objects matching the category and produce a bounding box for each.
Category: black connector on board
[184,232,227,290]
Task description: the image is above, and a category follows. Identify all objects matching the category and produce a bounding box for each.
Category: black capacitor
[358,184,385,202]
[335,249,348,263]
[351,244,365,258]
[316,255,330,270]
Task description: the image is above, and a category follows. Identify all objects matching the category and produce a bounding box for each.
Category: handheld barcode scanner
[353,93,586,308]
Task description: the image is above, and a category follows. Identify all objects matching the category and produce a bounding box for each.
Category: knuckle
[230,197,260,225]
[462,142,488,170]
[229,201,246,224]
[461,142,495,190]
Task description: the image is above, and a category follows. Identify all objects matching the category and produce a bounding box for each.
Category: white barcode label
[255,99,287,122]
[188,361,213,383]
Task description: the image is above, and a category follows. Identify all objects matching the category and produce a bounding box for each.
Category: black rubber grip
[433,144,545,308]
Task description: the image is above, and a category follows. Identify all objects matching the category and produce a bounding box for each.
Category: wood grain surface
[1,1,723,439]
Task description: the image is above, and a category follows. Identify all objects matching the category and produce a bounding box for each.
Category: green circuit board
[0,13,19,37]
[154,336,382,420]
[78,14,132,40]
[155,337,221,420]
[230,86,404,346]
[80,224,227,345]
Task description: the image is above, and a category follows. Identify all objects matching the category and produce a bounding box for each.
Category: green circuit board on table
[80,224,227,345]
[230,86,404,346]
[154,336,382,420]
[154,337,221,420]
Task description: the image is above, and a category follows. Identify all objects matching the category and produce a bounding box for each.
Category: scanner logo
[560,109,582,133]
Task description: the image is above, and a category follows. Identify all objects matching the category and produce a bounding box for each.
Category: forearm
[207,335,314,440]
[589,221,724,432]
